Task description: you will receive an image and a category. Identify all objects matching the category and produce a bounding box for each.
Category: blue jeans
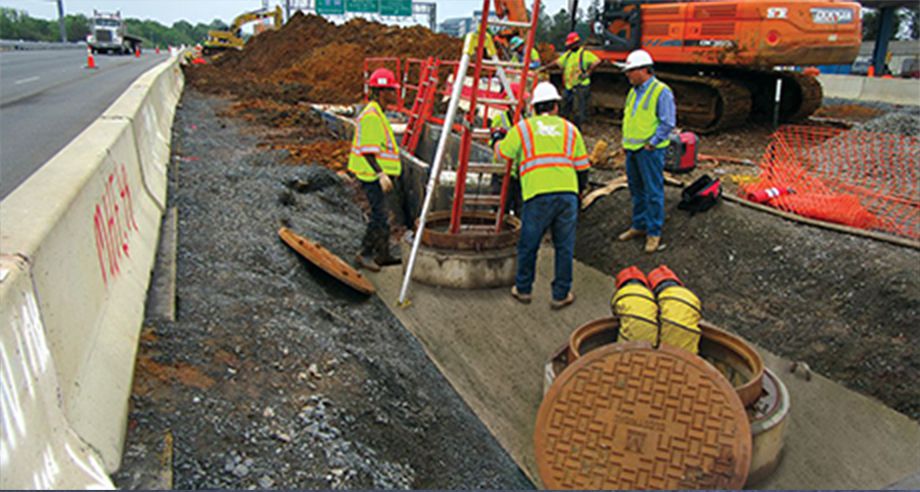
[626,148,666,237]
[515,193,579,301]
[562,85,590,129]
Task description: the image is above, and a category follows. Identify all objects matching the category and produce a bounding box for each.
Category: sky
[1,0,570,26]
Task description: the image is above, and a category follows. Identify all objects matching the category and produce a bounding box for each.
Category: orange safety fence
[742,125,920,240]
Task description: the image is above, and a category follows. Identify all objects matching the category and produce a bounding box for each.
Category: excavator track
[778,71,823,122]
[585,66,753,134]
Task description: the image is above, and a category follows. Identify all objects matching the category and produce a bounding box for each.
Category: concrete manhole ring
[535,341,752,489]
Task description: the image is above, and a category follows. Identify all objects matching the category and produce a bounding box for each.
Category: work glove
[377,172,394,193]
[490,127,508,148]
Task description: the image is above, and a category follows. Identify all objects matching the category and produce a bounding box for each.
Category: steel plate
[278,227,375,295]
[535,342,752,489]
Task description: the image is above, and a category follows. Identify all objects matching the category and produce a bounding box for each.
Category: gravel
[112,90,532,490]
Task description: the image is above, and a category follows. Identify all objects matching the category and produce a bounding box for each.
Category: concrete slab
[370,249,920,488]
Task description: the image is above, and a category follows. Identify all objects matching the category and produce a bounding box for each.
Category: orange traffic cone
[86,47,97,69]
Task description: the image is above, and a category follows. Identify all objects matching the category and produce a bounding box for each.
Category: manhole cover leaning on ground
[278,227,375,295]
[535,342,752,489]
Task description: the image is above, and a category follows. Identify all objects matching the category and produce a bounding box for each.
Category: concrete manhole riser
[402,211,520,289]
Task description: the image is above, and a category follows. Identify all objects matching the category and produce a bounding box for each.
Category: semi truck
[86,10,143,55]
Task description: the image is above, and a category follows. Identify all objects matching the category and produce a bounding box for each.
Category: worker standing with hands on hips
[494,82,591,310]
[616,49,676,254]
[555,32,601,129]
[349,68,404,272]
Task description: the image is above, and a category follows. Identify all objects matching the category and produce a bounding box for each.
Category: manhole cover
[278,227,375,295]
[535,342,751,490]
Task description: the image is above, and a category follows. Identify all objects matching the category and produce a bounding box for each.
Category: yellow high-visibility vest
[557,47,599,90]
[347,101,401,182]
[496,114,590,201]
[622,78,671,151]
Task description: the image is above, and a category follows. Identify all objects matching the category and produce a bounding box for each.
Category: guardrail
[0,39,87,51]
[818,74,920,106]
[0,51,184,488]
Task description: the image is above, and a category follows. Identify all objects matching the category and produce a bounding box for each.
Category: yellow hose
[656,285,702,354]
[611,283,659,345]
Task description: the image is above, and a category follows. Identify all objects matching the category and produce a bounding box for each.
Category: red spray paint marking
[93,163,140,286]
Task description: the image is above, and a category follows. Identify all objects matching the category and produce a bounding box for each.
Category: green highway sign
[346,0,378,13]
[316,0,345,14]
[379,0,412,16]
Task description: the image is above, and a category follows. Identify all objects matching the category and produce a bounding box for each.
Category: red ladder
[448,0,542,234]
[401,57,442,156]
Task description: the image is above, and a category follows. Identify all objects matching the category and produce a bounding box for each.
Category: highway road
[0,49,168,199]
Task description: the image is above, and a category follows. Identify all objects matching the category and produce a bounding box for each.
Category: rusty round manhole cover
[535,342,752,490]
[278,227,375,295]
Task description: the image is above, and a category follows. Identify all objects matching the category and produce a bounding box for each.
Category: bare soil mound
[187,13,462,104]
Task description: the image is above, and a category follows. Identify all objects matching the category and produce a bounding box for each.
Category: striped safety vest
[622,77,671,151]
[347,100,401,182]
[496,114,590,201]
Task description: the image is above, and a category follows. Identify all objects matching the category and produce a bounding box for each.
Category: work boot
[618,228,645,241]
[374,231,402,267]
[510,286,532,304]
[376,247,402,266]
[355,254,381,272]
[644,235,661,253]
[551,292,576,310]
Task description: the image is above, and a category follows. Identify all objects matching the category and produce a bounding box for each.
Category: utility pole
[56,0,67,42]
[285,0,292,22]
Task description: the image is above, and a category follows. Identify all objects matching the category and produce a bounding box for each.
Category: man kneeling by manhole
[494,82,591,310]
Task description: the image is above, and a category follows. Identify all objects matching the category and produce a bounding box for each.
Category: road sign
[316,0,345,15]
[346,0,378,13]
[380,0,412,16]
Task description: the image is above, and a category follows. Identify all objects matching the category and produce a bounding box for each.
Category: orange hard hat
[615,266,649,289]
[368,68,399,90]
[565,32,581,47]
[647,265,683,291]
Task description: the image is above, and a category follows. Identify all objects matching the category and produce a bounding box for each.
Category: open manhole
[418,210,520,251]
[535,342,752,489]
[566,317,764,407]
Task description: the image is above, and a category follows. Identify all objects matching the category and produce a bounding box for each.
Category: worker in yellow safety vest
[555,32,601,129]
[494,82,590,310]
[509,36,540,69]
[615,49,676,254]
[348,67,404,272]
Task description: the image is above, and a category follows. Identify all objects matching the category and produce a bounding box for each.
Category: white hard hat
[615,49,654,71]
[531,82,561,105]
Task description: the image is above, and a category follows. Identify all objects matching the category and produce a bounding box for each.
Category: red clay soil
[187,13,462,104]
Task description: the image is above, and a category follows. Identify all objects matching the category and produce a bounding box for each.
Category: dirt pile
[188,13,462,104]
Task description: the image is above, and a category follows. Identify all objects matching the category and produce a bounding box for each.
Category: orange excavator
[494,0,861,132]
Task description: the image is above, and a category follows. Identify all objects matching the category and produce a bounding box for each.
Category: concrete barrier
[0,53,184,486]
[0,257,112,488]
[819,74,920,106]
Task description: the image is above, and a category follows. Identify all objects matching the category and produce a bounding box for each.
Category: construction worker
[510,36,540,69]
[489,82,525,216]
[494,82,590,309]
[615,49,676,254]
[555,32,601,129]
[349,67,404,272]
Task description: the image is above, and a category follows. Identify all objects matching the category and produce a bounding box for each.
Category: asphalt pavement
[0,49,167,199]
